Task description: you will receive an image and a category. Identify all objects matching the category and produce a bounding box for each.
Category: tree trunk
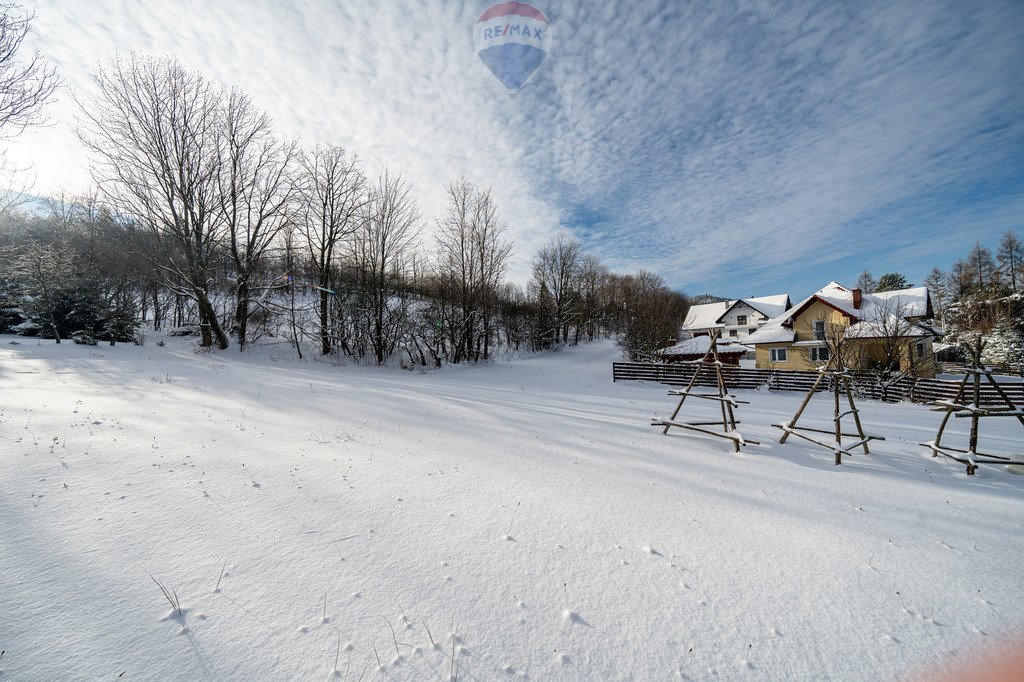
[196,290,229,349]
[234,280,249,350]
[319,288,330,355]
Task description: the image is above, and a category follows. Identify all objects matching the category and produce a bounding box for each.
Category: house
[744,281,941,376]
[656,336,748,365]
[683,294,792,342]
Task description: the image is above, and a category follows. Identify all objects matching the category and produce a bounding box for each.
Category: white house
[683,294,792,342]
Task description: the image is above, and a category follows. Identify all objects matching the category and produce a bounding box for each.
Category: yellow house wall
[754,301,850,371]
[791,301,851,342]
[754,343,817,371]
[753,299,937,377]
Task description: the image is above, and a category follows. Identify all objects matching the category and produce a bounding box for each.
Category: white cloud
[6,0,1024,293]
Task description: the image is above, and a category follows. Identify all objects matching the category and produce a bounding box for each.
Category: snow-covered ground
[2,336,1022,680]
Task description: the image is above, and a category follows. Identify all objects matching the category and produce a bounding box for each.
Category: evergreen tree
[875,272,912,292]
[996,229,1024,293]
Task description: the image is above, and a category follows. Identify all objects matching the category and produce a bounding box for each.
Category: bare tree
[967,241,998,292]
[80,55,230,349]
[352,169,419,364]
[578,254,610,342]
[0,5,59,214]
[922,266,948,324]
[295,144,365,355]
[434,180,512,362]
[996,229,1024,293]
[615,270,689,361]
[855,269,877,293]
[217,89,296,349]
[531,234,583,344]
[850,295,937,399]
[0,5,57,136]
[471,187,512,359]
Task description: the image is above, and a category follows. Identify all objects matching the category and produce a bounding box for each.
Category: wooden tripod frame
[651,331,760,452]
[920,360,1024,475]
[773,353,884,465]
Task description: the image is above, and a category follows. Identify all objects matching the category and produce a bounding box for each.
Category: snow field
[1,337,1022,680]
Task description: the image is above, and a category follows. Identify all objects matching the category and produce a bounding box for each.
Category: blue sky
[7,0,1024,300]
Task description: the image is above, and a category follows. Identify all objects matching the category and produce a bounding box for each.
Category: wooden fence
[939,361,1024,377]
[612,362,1024,406]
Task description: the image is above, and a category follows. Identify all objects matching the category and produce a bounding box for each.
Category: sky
[5,0,1024,300]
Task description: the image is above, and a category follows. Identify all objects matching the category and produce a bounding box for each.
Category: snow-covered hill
[1,336,1022,679]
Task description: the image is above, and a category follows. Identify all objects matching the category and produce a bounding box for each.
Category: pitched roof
[684,293,791,330]
[657,336,749,357]
[682,301,730,331]
[744,282,935,345]
[714,294,791,323]
[742,318,796,344]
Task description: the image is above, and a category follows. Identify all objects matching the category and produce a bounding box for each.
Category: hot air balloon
[474,2,550,98]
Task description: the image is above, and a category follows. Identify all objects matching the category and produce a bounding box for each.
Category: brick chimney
[852,288,862,309]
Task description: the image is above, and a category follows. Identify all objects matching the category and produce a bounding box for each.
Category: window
[811,346,830,362]
[916,342,925,358]
[812,320,826,341]
[748,328,756,335]
[729,329,738,338]
[770,347,788,362]
[737,314,748,326]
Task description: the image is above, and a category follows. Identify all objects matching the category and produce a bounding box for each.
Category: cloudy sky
[7,0,1024,298]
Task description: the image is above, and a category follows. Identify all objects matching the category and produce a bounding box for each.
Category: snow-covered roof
[685,293,791,330]
[743,319,795,344]
[712,294,791,323]
[657,336,749,357]
[845,320,936,339]
[866,287,931,318]
[682,301,730,331]
[744,281,935,345]
[742,294,791,319]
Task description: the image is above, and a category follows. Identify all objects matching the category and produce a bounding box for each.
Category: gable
[786,295,858,325]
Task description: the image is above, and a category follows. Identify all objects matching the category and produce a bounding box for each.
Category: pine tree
[875,272,912,292]
[996,229,1024,293]
[856,269,877,293]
